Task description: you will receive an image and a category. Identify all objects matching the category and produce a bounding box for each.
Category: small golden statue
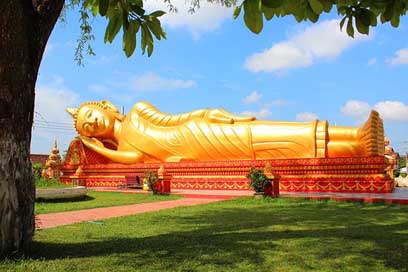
[66,100,384,164]
[44,140,63,178]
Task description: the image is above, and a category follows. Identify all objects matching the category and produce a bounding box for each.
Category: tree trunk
[0,0,64,258]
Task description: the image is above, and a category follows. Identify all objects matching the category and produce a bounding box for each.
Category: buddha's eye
[86,110,93,119]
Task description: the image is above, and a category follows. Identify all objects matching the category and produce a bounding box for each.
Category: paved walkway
[36,197,227,229]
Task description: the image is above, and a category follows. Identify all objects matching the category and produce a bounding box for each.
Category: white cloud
[368,58,377,65]
[242,91,262,104]
[131,72,197,91]
[245,20,367,73]
[341,100,371,121]
[296,112,319,122]
[341,100,408,122]
[386,48,408,66]
[144,0,232,39]
[32,79,79,153]
[374,101,408,121]
[240,108,272,119]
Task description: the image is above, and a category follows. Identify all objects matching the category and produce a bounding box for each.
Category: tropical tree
[1,0,407,258]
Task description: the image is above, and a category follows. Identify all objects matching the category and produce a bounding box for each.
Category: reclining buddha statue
[66,100,384,164]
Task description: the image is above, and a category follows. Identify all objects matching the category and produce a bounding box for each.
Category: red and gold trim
[60,139,393,193]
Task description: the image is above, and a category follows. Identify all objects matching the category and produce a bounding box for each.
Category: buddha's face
[76,105,115,137]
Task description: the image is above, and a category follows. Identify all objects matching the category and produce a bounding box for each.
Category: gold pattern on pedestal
[45,140,62,178]
[66,100,385,165]
[68,147,81,166]
[264,163,274,179]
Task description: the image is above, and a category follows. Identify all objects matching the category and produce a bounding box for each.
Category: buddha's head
[66,100,124,138]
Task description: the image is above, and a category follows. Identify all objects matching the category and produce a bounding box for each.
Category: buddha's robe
[118,104,321,162]
[120,109,254,162]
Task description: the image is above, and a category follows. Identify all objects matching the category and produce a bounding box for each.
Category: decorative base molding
[60,139,394,193]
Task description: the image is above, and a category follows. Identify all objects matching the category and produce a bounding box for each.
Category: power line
[33,125,73,131]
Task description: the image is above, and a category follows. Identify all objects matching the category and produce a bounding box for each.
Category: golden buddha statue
[66,100,384,164]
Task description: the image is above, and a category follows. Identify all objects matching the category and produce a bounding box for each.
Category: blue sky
[32,0,408,155]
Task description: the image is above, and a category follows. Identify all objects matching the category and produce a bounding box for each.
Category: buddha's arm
[133,101,255,125]
[201,108,255,124]
[79,136,143,164]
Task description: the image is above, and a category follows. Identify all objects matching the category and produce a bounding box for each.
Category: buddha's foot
[358,110,384,156]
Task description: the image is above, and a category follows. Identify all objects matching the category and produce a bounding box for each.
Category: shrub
[246,167,269,193]
[32,163,43,179]
[35,177,68,188]
[401,173,407,178]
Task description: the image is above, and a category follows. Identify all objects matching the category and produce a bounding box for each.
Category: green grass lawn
[35,191,181,214]
[2,197,408,272]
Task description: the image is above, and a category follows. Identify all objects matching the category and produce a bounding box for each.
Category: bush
[246,167,269,193]
[35,176,69,188]
[145,170,159,194]
[401,173,407,178]
[32,163,44,179]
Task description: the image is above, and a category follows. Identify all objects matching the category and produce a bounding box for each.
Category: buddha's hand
[79,136,104,150]
[207,109,256,124]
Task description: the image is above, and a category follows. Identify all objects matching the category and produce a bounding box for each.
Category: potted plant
[246,167,269,197]
[145,170,160,195]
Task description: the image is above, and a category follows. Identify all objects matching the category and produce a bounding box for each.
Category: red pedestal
[273,179,280,196]
[61,139,393,193]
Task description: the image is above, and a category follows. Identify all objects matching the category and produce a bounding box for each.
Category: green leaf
[369,10,377,26]
[233,5,242,19]
[391,12,400,27]
[99,0,109,16]
[104,12,122,43]
[382,4,393,22]
[243,0,263,34]
[346,17,354,38]
[356,14,369,34]
[140,24,154,56]
[128,0,143,6]
[261,0,283,9]
[340,16,347,30]
[141,24,147,54]
[150,10,166,17]
[359,9,371,26]
[306,5,319,23]
[262,6,275,20]
[391,2,400,28]
[123,20,139,57]
[147,18,164,40]
[122,11,129,30]
[90,0,99,17]
[320,0,333,12]
[308,0,323,14]
[286,0,307,22]
[131,5,146,16]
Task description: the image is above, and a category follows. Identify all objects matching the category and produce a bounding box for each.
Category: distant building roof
[30,154,48,165]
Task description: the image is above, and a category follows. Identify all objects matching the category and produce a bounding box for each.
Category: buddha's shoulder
[131,101,155,112]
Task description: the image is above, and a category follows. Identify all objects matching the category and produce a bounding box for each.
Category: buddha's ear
[100,100,119,113]
[66,107,78,119]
